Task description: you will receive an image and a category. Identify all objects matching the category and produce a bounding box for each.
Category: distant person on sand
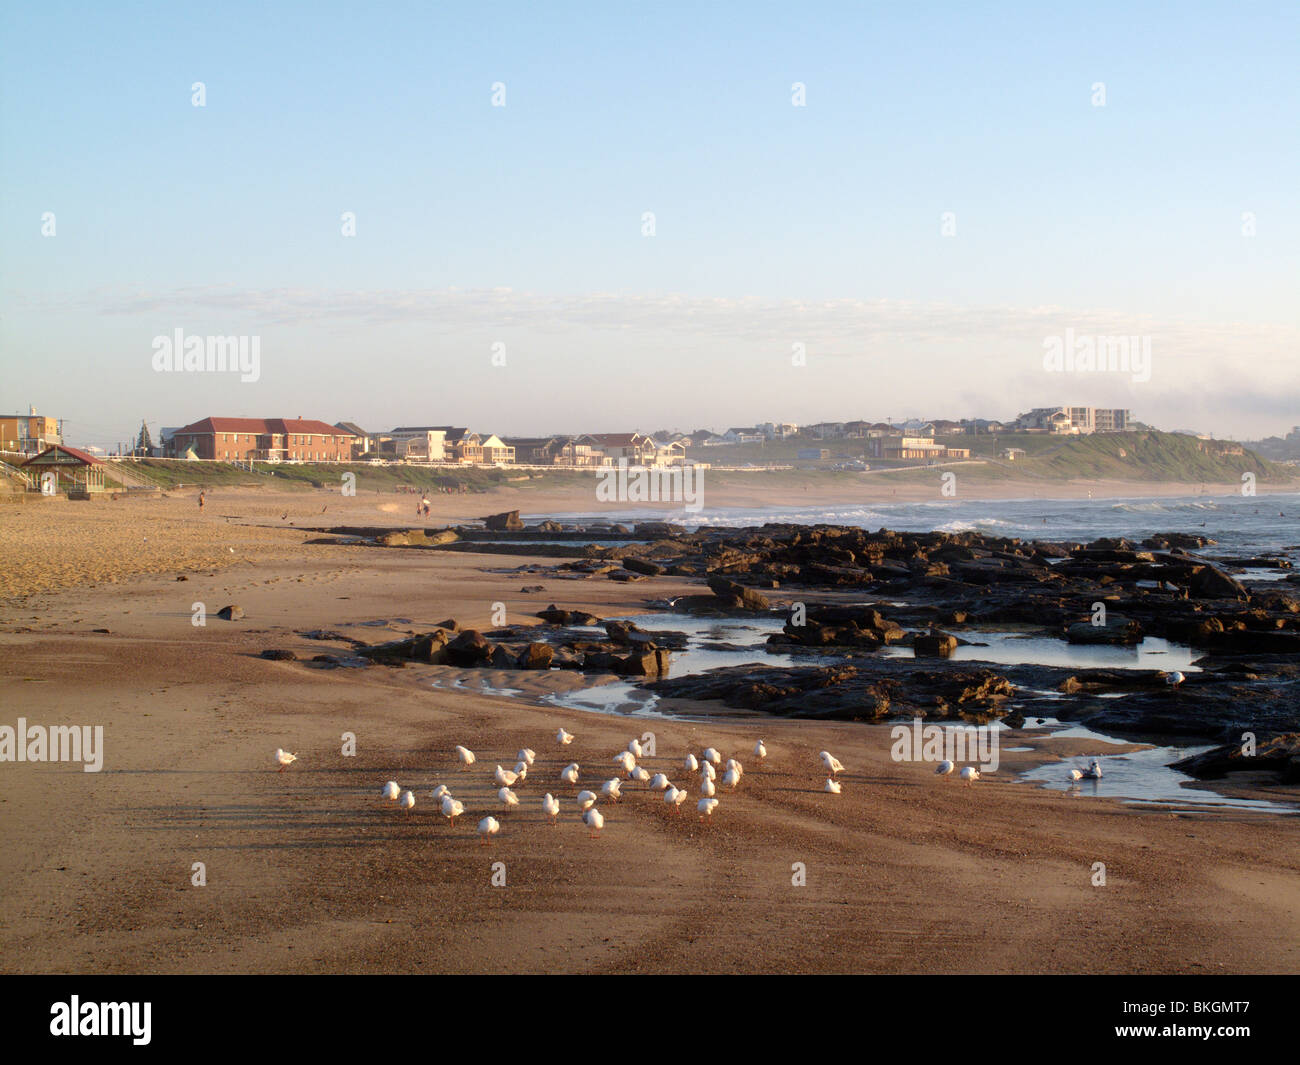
[198,491,205,511]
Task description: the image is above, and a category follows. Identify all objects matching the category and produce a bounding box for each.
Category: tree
[134,421,155,456]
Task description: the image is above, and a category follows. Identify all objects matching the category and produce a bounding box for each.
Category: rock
[520,585,546,593]
[517,642,555,670]
[358,630,450,664]
[1168,733,1300,782]
[1065,615,1143,645]
[623,557,664,576]
[260,649,297,661]
[706,575,770,611]
[633,521,685,537]
[483,510,524,531]
[913,633,958,657]
[216,605,245,621]
[1188,565,1248,601]
[446,629,493,666]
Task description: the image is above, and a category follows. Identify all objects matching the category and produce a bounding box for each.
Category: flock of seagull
[270,735,1106,841]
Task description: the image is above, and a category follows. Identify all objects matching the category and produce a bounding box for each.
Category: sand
[1,489,1297,974]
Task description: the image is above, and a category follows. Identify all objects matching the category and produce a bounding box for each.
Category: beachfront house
[21,444,106,495]
[168,417,357,462]
[0,409,62,457]
[480,434,515,465]
[580,433,657,465]
[389,426,448,462]
[723,427,766,445]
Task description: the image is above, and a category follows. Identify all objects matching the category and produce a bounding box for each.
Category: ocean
[529,491,1300,559]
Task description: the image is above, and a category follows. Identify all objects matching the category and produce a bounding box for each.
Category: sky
[1,1,1297,449]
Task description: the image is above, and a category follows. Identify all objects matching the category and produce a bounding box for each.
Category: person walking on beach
[198,491,205,511]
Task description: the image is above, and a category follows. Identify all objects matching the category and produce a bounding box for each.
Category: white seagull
[557,728,574,745]
[1081,759,1103,780]
[494,764,519,788]
[960,767,980,788]
[576,789,598,811]
[700,775,716,798]
[582,807,605,838]
[431,784,450,802]
[382,780,401,801]
[477,816,500,844]
[399,789,416,813]
[824,778,841,794]
[820,751,845,776]
[512,761,528,781]
[455,745,476,768]
[935,759,955,779]
[722,766,741,789]
[601,778,622,803]
[684,753,700,773]
[560,762,580,785]
[498,787,519,808]
[542,792,560,824]
[517,747,536,765]
[702,747,722,766]
[701,762,717,782]
[698,797,719,821]
[627,738,643,757]
[754,739,767,760]
[648,773,671,791]
[630,766,651,784]
[665,786,687,813]
[614,751,636,773]
[275,748,297,772]
[726,758,744,778]
[1165,671,1186,688]
[440,795,465,824]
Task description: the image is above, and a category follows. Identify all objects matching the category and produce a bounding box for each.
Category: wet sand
[1,491,1298,974]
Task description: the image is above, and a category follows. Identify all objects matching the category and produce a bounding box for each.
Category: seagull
[725,758,744,778]
[1165,671,1186,688]
[382,780,401,801]
[630,766,651,784]
[275,748,297,772]
[960,767,980,788]
[627,738,643,757]
[649,773,671,791]
[576,790,598,811]
[557,728,574,745]
[399,789,416,813]
[1081,759,1103,780]
[824,778,841,794]
[477,816,500,844]
[665,786,688,813]
[494,764,519,788]
[499,787,519,808]
[700,775,716,798]
[517,747,536,765]
[614,751,636,773]
[754,739,767,760]
[698,797,719,821]
[702,747,722,766]
[512,761,528,781]
[820,751,845,776]
[722,766,741,789]
[560,763,580,785]
[684,753,700,773]
[582,807,604,838]
[440,795,464,824]
[455,745,476,768]
[935,759,955,779]
[601,778,622,803]
[542,792,560,824]
[701,762,717,782]
[431,784,450,802]
[1067,768,1084,782]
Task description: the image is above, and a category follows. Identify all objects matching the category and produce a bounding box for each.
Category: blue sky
[2,1,1296,447]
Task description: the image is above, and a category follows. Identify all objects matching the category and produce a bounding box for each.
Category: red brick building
[169,417,356,463]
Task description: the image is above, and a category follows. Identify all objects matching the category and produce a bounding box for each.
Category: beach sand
[1,487,1297,974]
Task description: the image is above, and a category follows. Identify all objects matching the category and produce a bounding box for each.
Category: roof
[583,433,645,447]
[172,417,354,437]
[21,445,101,466]
[335,421,369,436]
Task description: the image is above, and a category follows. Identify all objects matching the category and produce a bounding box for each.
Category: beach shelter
[21,445,107,495]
